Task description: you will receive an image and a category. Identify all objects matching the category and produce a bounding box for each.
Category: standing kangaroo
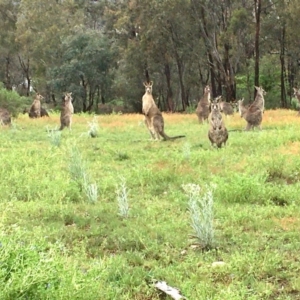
[208,97,228,148]
[23,107,49,118]
[142,81,185,141]
[219,100,237,116]
[237,98,248,118]
[240,86,266,131]
[29,93,44,118]
[59,92,74,131]
[196,85,211,123]
[293,88,300,116]
[0,108,11,125]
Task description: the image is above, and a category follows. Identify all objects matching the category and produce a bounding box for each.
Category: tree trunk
[254,0,261,97]
[18,56,31,96]
[287,58,296,107]
[223,43,236,101]
[168,22,188,111]
[280,25,287,108]
[208,52,218,98]
[164,63,174,112]
[5,56,12,90]
[176,58,188,111]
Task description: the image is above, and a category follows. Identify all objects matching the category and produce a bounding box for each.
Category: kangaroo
[240,86,266,130]
[219,100,236,116]
[250,86,265,113]
[23,107,49,118]
[59,92,74,131]
[0,108,11,125]
[196,85,211,123]
[142,81,185,141]
[29,93,44,118]
[237,98,248,118]
[208,97,228,148]
[293,88,300,116]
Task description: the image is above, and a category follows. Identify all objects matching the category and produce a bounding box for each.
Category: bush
[0,85,32,117]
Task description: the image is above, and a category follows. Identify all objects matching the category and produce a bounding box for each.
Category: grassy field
[1,110,300,299]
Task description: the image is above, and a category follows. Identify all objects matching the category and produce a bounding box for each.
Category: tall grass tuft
[69,145,98,202]
[87,116,99,138]
[182,183,215,250]
[116,177,130,218]
[84,182,98,204]
[46,127,61,147]
[182,142,191,160]
[69,145,88,187]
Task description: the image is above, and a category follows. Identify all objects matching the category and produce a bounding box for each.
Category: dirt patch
[273,217,300,231]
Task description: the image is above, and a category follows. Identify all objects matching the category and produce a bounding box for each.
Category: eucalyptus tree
[286,0,300,94]
[190,0,256,102]
[15,0,85,96]
[49,29,115,112]
[105,0,203,111]
[0,0,20,90]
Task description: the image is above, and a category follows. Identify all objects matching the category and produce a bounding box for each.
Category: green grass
[1,110,300,299]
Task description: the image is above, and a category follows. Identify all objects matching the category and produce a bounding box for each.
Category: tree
[0,0,20,90]
[49,30,115,112]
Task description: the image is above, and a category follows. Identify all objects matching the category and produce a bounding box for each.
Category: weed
[46,126,61,147]
[116,177,130,218]
[115,151,130,161]
[182,183,215,250]
[87,116,99,138]
[182,142,191,160]
[69,145,88,188]
[84,182,98,204]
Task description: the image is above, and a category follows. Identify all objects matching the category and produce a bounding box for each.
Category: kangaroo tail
[160,131,185,140]
[168,135,186,140]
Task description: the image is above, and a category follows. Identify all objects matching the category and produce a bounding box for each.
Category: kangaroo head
[204,85,210,93]
[238,98,244,103]
[293,88,300,97]
[255,86,266,96]
[143,81,153,94]
[211,98,221,111]
[36,93,44,101]
[64,92,73,102]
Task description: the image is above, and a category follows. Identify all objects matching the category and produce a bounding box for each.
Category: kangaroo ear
[149,81,153,86]
[255,86,260,90]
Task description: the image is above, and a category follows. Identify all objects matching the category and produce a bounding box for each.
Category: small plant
[115,151,130,161]
[10,120,18,131]
[182,183,215,250]
[87,116,99,138]
[182,142,191,160]
[84,182,98,203]
[116,177,130,218]
[46,126,61,147]
[69,145,98,202]
[69,145,88,189]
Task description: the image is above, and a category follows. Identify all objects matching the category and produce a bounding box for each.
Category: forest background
[1,0,300,113]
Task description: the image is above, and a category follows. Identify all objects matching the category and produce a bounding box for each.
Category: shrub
[182,183,215,250]
[116,177,130,218]
[0,85,32,117]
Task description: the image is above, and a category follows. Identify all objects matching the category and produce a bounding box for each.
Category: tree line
[0,0,299,113]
